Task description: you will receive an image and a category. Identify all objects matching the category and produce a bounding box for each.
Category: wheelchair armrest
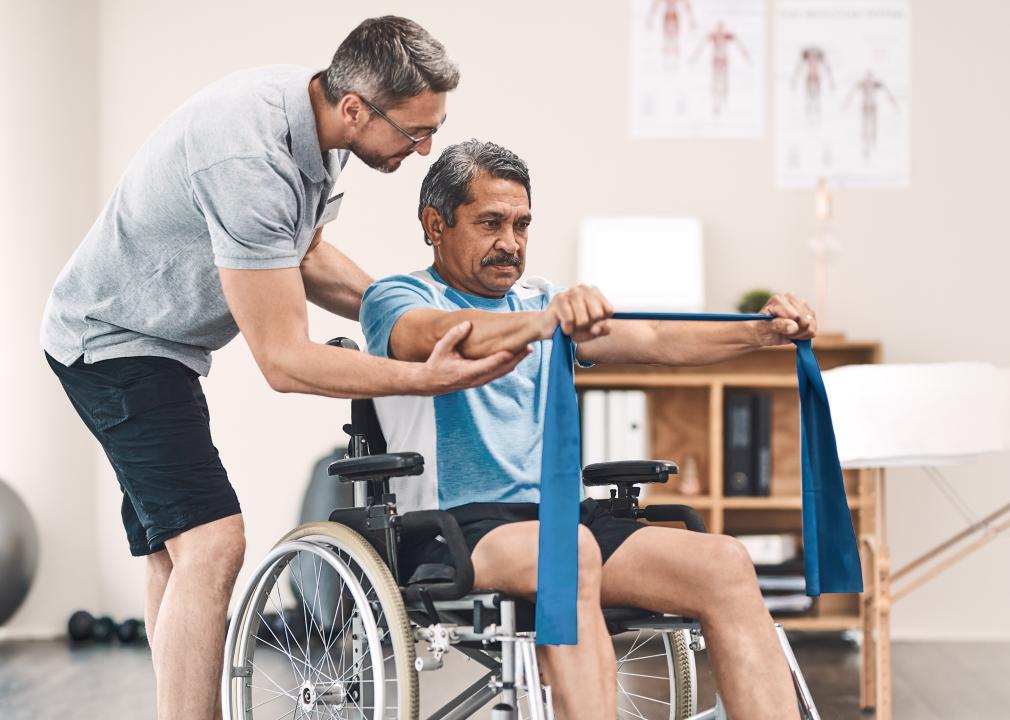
[398,510,475,602]
[582,460,678,487]
[327,452,424,481]
[642,504,707,533]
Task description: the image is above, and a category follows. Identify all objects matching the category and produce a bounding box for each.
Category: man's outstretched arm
[575,293,818,366]
[387,285,614,362]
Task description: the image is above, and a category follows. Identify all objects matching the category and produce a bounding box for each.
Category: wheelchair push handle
[399,510,476,602]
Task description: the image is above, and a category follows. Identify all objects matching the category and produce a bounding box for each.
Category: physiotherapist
[40,16,526,720]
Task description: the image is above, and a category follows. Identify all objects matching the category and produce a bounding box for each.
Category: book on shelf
[736,533,799,566]
[762,594,814,614]
[580,390,649,464]
[724,392,753,495]
[723,390,773,496]
[757,575,807,592]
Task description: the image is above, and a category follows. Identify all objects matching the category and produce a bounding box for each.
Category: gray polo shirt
[41,65,348,376]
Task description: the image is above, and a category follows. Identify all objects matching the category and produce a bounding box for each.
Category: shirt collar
[283,71,327,183]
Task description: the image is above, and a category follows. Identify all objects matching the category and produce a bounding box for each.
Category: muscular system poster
[630,0,766,138]
[775,0,910,187]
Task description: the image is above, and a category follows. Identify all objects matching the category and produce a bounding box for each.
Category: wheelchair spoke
[269,576,312,676]
[252,613,335,683]
[295,554,314,684]
[616,706,650,720]
[616,670,673,681]
[257,603,304,685]
[617,677,647,718]
[620,687,671,706]
[618,652,670,662]
[247,683,301,712]
[250,660,300,702]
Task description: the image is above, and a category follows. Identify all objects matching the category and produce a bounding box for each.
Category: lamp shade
[821,362,1009,468]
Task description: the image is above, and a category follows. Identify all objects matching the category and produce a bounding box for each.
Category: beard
[348,141,409,174]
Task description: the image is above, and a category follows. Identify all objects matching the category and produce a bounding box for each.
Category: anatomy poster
[775,0,909,187]
[630,0,766,138]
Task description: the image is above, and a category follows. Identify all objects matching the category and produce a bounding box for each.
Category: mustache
[480,253,522,267]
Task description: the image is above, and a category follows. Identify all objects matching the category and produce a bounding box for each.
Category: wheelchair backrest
[325,336,388,456]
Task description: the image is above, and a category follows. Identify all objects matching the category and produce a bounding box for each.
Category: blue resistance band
[536,313,863,646]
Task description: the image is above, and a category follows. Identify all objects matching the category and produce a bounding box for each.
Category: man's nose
[414,136,434,157]
[495,227,520,254]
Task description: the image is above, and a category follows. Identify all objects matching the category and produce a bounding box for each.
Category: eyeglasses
[358,94,445,150]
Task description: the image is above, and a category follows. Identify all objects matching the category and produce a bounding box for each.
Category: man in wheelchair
[358,140,817,720]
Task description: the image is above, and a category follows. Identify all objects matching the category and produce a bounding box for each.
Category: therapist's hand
[539,285,614,343]
[755,292,818,346]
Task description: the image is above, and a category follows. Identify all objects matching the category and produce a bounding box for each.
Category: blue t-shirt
[360,267,572,513]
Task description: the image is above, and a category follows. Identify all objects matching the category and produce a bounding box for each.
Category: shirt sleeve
[190,157,301,270]
[360,275,440,359]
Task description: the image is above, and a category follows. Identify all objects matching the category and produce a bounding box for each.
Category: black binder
[753,394,773,496]
[724,392,754,495]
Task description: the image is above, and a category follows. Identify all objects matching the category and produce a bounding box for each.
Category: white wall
[0,0,102,636]
[6,0,1009,639]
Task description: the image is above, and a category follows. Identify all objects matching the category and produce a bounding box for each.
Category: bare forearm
[264,339,426,399]
[579,320,763,366]
[392,309,543,361]
[301,240,373,320]
[654,320,762,365]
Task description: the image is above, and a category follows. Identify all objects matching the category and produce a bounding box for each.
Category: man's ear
[338,93,366,128]
[421,207,446,246]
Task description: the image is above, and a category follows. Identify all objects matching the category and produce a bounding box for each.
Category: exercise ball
[0,477,39,625]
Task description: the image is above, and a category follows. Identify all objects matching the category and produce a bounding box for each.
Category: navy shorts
[399,498,645,582]
[46,352,241,557]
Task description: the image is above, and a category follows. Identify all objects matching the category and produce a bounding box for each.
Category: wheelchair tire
[515,626,697,719]
[614,628,697,720]
[223,521,418,719]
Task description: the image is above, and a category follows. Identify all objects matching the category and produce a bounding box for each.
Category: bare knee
[166,515,246,593]
[146,549,173,583]
[708,535,760,607]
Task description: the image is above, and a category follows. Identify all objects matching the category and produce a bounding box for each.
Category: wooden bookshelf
[575,337,881,637]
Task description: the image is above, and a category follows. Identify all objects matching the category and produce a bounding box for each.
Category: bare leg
[153,514,245,720]
[145,549,173,645]
[602,527,799,720]
[471,522,616,720]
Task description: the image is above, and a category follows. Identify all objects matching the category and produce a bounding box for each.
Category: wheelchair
[222,338,821,720]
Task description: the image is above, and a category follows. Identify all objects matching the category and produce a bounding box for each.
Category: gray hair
[418,140,532,246]
[323,16,459,109]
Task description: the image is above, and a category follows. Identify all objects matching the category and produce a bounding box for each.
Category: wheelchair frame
[222,338,821,720]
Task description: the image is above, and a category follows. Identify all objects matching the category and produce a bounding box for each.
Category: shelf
[641,496,714,509]
[777,614,860,632]
[723,496,861,510]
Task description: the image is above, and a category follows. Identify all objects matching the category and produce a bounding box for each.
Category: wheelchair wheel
[515,627,696,720]
[614,628,696,720]
[223,522,418,719]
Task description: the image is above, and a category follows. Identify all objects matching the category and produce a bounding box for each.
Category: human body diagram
[843,70,898,157]
[691,21,751,114]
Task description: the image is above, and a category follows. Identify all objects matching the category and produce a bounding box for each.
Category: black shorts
[399,498,645,582]
[45,352,241,557]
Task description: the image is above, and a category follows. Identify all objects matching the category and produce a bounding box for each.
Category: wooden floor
[1,635,1008,718]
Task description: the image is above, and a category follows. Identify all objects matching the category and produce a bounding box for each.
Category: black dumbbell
[67,610,147,644]
[116,618,146,644]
